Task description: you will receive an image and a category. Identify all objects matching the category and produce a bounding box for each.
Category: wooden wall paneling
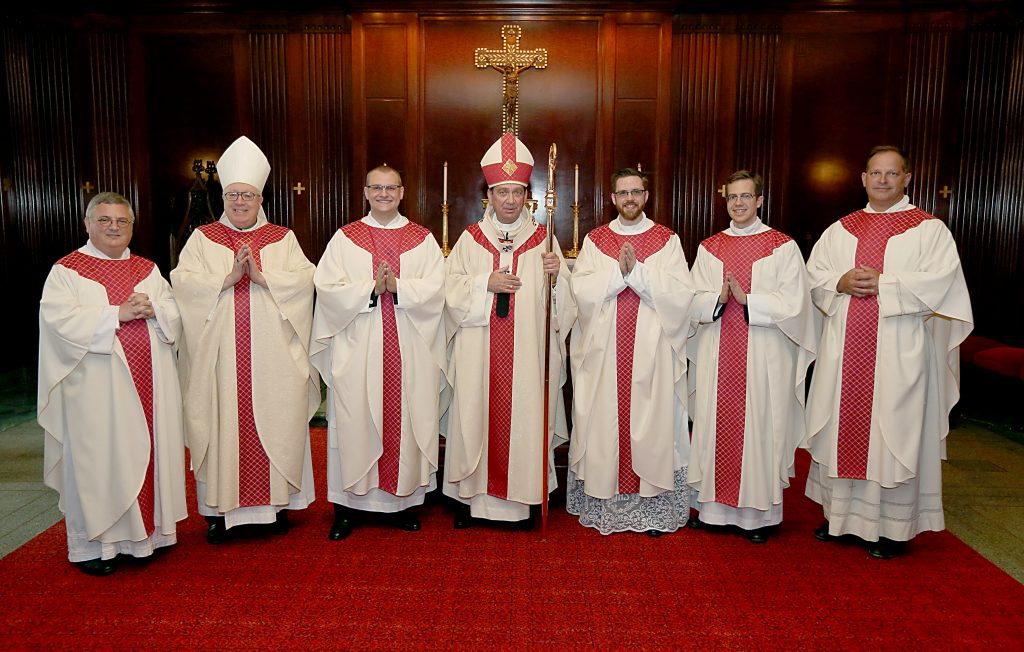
[142,32,239,271]
[783,20,897,247]
[734,24,780,229]
[606,15,672,229]
[302,26,349,261]
[2,26,80,368]
[352,14,417,224]
[88,32,137,223]
[954,23,1023,342]
[902,19,955,218]
[420,16,601,247]
[4,28,81,269]
[671,21,724,257]
[250,30,293,231]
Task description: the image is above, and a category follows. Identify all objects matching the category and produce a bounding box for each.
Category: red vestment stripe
[469,223,546,500]
[342,221,429,494]
[199,223,288,506]
[835,209,929,479]
[701,230,791,506]
[59,252,158,535]
[589,224,674,495]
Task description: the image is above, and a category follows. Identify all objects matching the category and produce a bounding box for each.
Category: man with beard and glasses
[567,168,694,536]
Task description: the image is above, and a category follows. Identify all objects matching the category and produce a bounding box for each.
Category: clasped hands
[718,272,747,306]
[837,265,880,298]
[486,252,560,293]
[118,292,154,322]
[223,244,268,289]
[374,261,398,296]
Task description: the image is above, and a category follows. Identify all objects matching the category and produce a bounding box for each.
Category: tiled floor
[1,375,1021,583]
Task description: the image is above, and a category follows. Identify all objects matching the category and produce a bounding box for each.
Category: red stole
[199,222,288,506]
[589,223,674,494]
[468,222,547,499]
[58,251,158,534]
[701,229,791,506]
[835,209,929,479]
[341,220,429,494]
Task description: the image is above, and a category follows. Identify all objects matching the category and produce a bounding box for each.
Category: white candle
[574,164,579,204]
[443,161,448,204]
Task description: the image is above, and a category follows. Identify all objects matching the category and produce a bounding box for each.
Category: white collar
[865,195,916,214]
[610,214,652,234]
[727,218,766,236]
[83,240,130,260]
[363,213,408,229]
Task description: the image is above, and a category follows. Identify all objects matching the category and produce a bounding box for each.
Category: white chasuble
[311,217,447,511]
[172,219,319,521]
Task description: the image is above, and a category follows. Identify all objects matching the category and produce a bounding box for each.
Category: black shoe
[453,504,472,529]
[814,522,835,542]
[747,527,770,544]
[328,505,356,541]
[76,558,116,577]
[868,537,906,559]
[393,512,421,532]
[686,516,702,529]
[273,510,290,535]
[205,516,227,544]
[646,529,664,538]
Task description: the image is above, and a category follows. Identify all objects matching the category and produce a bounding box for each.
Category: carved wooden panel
[88,32,136,212]
[672,23,723,257]
[301,27,349,261]
[954,24,1024,342]
[251,31,293,231]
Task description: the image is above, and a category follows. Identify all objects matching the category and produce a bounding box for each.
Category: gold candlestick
[441,201,451,257]
[564,201,580,258]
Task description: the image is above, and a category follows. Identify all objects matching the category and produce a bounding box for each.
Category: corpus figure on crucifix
[475,25,548,134]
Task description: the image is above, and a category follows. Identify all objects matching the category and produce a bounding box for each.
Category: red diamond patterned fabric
[835,209,929,479]
[199,223,289,506]
[588,223,674,494]
[341,221,429,494]
[469,223,547,499]
[701,230,791,506]
[58,251,158,535]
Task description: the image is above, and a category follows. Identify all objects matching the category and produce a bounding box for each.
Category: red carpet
[2,428,1022,650]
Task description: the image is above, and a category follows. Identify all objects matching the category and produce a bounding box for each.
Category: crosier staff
[541,143,557,539]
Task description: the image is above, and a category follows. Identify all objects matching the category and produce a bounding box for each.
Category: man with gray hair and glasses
[172,136,319,544]
[39,191,187,576]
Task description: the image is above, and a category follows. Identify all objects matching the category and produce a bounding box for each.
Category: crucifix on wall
[475,24,548,135]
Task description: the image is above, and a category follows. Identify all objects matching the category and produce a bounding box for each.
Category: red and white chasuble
[443,211,575,517]
[687,222,815,524]
[172,216,319,520]
[804,200,973,541]
[39,244,187,561]
[311,216,446,511]
[569,219,693,500]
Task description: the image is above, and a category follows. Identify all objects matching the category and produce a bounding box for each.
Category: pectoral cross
[475,25,548,136]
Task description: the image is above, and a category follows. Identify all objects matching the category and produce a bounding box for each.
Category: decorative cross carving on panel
[292,182,306,196]
[940,185,952,199]
[82,181,95,194]
[475,25,548,135]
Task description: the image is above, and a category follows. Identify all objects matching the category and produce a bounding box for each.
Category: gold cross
[940,185,952,199]
[475,25,548,135]
[82,181,95,193]
[719,185,727,198]
[292,182,306,196]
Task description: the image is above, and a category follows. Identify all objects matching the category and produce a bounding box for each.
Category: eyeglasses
[613,189,646,198]
[224,191,259,201]
[366,184,402,194]
[726,193,757,203]
[91,216,133,228]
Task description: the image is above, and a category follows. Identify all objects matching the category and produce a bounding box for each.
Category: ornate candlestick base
[441,202,451,257]
[564,201,581,258]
